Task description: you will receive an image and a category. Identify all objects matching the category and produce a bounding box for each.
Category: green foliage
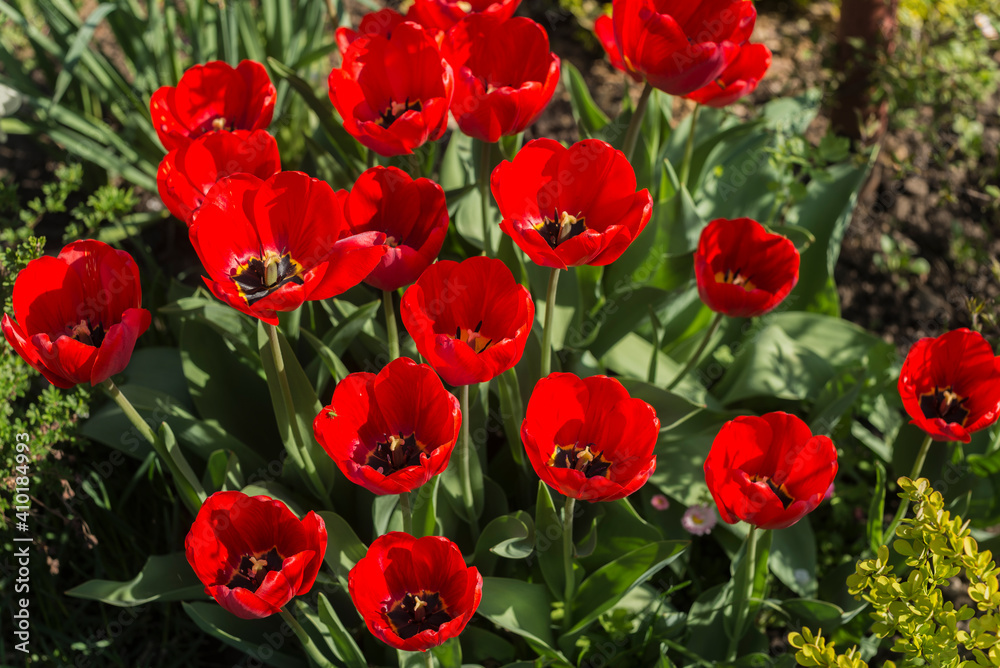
[879,0,1000,164]
[790,477,1000,667]
[63,182,138,241]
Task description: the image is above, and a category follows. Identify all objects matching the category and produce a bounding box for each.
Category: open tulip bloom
[407,0,520,32]
[150,60,276,151]
[898,328,1000,443]
[400,256,534,386]
[157,129,281,226]
[349,532,482,651]
[522,373,659,502]
[443,14,561,143]
[337,166,450,292]
[704,412,838,531]
[185,491,326,619]
[492,138,653,269]
[328,22,454,157]
[189,171,387,325]
[313,357,461,495]
[2,240,151,389]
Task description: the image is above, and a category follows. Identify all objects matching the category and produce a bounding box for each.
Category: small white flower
[681,504,717,536]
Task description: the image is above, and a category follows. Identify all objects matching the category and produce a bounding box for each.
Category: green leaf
[569,540,687,634]
[534,482,567,601]
[462,626,517,665]
[181,318,277,449]
[562,61,609,137]
[477,577,557,652]
[182,602,302,667]
[411,476,441,538]
[51,3,116,105]
[867,460,886,553]
[257,321,338,498]
[316,592,367,668]
[770,518,817,597]
[781,598,845,632]
[685,582,733,663]
[474,511,535,573]
[318,510,369,583]
[431,637,462,668]
[66,553,205,606]
[579,498,664,573]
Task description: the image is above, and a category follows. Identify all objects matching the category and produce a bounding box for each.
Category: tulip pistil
[549,443,612,478]
[68,319,106,347]
[211,117,228,131]
[232,251,304,305]
[919,386,970,426]
[229,547,284,592]
[456,320,492,353]
[715,267,756,291]
[385,590,451,639]
[536,210,586,249]
[368,433,424,473]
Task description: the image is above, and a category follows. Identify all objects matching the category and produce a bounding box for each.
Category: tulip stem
[101,379,205,514]
[561,495,576,631]
[279,607,335,668]
[885,433,934,541]
[265,322,327,503]
[726,525,759,662]
[459,385,480,541]
[622,82,653,163]
[479,140,495,257]
[540,267,561,379]
[679,103,701,188]
[383,289,400,361]
[665,312,724,391]
[400,491,413,535]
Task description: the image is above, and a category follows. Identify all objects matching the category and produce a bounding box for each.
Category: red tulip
[521,373,658,502]
[491,138,653,269]
[407,0,520,32]
[328,22,454,157]
[704,412,838,530]
[694,217,799,318]
[189,172,387,325]
[400,256,534,386]
[442,15,560,142]
[184,491,326,619]
[898,329,1000,443]
[313,357,461,495]
[335,8,408,54]
[150,60,275,152]
[157,129,281,226]
[594,0,757,95]
[349,532,482,651]
[2,240,151,389]
[685,42,772,107]
[337,166,449,292]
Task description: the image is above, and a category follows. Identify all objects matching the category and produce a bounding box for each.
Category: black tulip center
[385,591,452,640]
[378,98,422,127]
[232,252,304,305]
[68,319,106,347]
[919,386,970,426]
[536,210,586,249]
[549,443,612,479]
[367,433,423,473]
[229,547,283,593]
[751,474,794,509]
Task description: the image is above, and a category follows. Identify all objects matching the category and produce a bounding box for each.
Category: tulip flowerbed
[3,1,1000,667]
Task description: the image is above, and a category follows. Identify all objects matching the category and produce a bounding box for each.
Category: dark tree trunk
[831,0,899,143]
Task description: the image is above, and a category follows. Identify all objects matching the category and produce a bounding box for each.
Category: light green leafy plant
[789,477,1000,667]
